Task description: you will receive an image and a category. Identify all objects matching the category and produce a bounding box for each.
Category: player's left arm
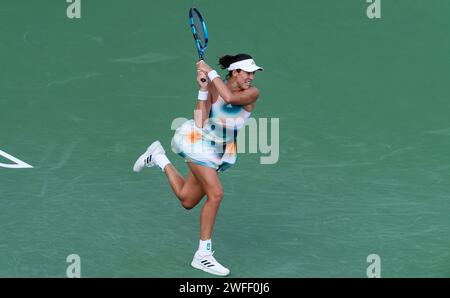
[213,82,259,106]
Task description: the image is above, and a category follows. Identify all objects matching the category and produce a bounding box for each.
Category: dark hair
[218,53,253,79]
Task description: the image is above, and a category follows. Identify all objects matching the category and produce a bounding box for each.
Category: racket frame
[189,8,208,60]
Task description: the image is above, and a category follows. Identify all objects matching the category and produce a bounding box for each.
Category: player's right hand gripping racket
[189,8,208,82]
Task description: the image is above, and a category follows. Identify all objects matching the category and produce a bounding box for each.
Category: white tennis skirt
[171,120,237,172]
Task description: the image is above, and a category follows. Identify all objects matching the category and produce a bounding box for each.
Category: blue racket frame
[189,8,208,60]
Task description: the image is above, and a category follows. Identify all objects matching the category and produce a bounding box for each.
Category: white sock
[198,239,212,254]
[153,154,171,172]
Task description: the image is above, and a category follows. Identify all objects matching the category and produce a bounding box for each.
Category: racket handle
[198,58,206,82]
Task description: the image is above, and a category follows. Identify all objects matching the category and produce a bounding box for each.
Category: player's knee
[181,200,196,210]
[207,188,223,204]
[177,194,193,210]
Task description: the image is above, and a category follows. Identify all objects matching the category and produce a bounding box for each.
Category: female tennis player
[133,53,263,276]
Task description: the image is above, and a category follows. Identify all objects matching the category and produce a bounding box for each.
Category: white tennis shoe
[191,251,230,276]
[133,141,165,172]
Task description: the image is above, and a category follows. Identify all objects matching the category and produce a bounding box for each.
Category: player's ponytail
[218,55,234,70]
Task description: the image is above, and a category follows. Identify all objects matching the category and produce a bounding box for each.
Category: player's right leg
[133,140,205,209]
[164,165,205,209]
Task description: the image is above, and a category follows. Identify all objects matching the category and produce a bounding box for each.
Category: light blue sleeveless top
[204,95,251,144]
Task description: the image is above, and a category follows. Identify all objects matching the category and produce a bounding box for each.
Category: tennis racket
[189,7,208,82]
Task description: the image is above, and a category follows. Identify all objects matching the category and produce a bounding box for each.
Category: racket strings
[193,14,206,47]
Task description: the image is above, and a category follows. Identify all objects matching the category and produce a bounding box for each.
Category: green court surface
[1,0,449,277]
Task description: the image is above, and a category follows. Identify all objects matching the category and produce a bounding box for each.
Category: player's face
[235,70,256,90]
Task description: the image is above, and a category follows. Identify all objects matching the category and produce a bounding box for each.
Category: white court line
[0,149,33,169]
